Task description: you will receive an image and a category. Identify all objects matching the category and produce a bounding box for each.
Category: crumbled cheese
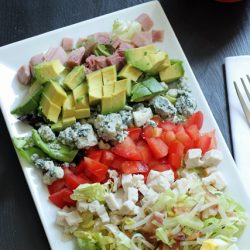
[38,125,56,142]
[174,178,190,194]
[108,170,121,192]
[127,187,138,203]
[105,193,122,211]
[150,96,176,119]
[48,143,61,150]
[146,119,157,127]
[167,89,178,97]
[119,110,134,127]
[202,149,223,167]
[202,172,226,190]
[119,200,140,215]
[133,107,153,127]
[184,149,203,168]
[58,122,98,149]
[94,113,128,142]
[175,93,197,117]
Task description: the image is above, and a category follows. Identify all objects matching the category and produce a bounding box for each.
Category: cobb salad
[11,13,247,250]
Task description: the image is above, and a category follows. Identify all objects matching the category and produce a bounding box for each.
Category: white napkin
[225,56,250,186]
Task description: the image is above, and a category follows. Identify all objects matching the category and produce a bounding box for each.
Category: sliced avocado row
[131,77,168,102]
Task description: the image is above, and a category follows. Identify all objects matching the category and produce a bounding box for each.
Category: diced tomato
[175,130,194,150]
[151,116,161,125]
[159,120,176,131]
[64,168,73,176]
[65,174,90,191]
[161,131,176,145]
[120,161,149,174]
[110,155,126,170]
[142,125,163,138]
[101,150,115,166]
[168,153,182,169]
[48,179,65,194]
[203,129,217,150]
[136,140,154,164]
[150,163,171,172]
[175,124,185,133]
[112,137,142,161]
[74,160,86,175]
[186,125,200,141]
[168,141,185,157]
[184,111,204,130]
[49,188,75,208]
[84,157,108,183]
[195,135,212,154]
[146,138,168,159]
[128,127,142,142]
[86,149,103,162]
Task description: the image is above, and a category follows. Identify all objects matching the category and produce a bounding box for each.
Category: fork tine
[244,75,250,101]
[234,81,250,126]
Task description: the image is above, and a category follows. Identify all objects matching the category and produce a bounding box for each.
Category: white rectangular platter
[0,1,249,249]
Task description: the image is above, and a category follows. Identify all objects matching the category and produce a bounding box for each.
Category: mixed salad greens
[11,13,247,250]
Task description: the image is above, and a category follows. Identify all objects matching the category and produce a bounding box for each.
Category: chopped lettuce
[71,183,107,203]
[112,19,141,42]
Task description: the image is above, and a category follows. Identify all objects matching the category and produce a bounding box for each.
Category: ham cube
[67,47,85,68]
[62,37,74,51]
[17,65,31,85]
[152,30,164,43]
[87,32,110,45]
[131,32,152,47]
[106,53,124,71]
[136,13,154,31]
[29,53,45,75]
[85,55,107,71]
[44,47,67,65]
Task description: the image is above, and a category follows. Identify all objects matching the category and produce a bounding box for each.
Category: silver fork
[234,75,250,126]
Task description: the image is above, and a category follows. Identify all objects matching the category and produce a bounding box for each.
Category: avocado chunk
[94,44,112,56]
[101,65,117,85]
[87,70,103,105]
[64,65,85,90]
[112,80,127,112]
[116,78,131,96]
[159,61,184,83]
[11,80,44,115]
[158,56,171,71]
[51,119,63,132]
[118,64,143,82]
[34,59,65,84]
[101,84,114,114]
[131,84,152,102]
[75,108,90,119]
[43,81,67,107]
[63,94,75,118]
[125,44,167,75]
[40,93,61,123]
[32,130,78,162]
[142,77,166,93]
[62,116,76,128]
[73,83,89,109]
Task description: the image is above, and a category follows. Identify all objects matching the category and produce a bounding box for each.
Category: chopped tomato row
[48,111,216,208]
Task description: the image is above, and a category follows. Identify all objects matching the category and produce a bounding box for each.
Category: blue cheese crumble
[175,93,197,117]
[119,110,134,127]
[132,107,153,127]
[58,122,98,149]
[150,96,176,119]
[94,113,128,142]
[38,125,56,142]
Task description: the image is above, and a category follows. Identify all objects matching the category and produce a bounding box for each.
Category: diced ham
[76,37,86,48]
[87,32,111,45]
[17,65,31,85]
[83,39,98,59]
[85,55,108,71]
[131,31,152,47]
[136,13,154,31]
[112,38,123,49]
[44,47,67,65]
[29,53,45,75]
[62,37,74,51]
[67,47,85,68]
[106,52,125,71]
[152,30,164,43]
[116,42,135,56]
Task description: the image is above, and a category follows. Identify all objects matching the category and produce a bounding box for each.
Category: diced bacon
[17,65,31,85]
[67,47,85,68]
[29,53,45,75]
[106,53,125,71]
[136,13,154,31]
[85,55,108,71]
[44,47,67,65]
[152,30,164,43]
[88,32,111,45]
[131,32,152,47]
[62,37,74,51]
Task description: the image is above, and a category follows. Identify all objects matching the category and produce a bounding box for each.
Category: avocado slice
[63,94,75,118]
[165,94,177,104]
[73,83,89,109]
[142,77,166,93]
[63,65,85,90]
[62,116,76,128]
[32,130,78,162]
[101,65,117,85]
[94,44,112,56]
[112,81,127,112]
[118,64,142,82]
[116,78,131,96]
[125,44,167,75]
[159,61,184,83]
[75,108,90,119]
[43,81,67,107]
[87,70,103,105]
[34,59,65,84]
[101,84,114,114]
[11,80,44,115]
[51,119,63,132]
[40,93,61,123]
[131,84,152,102]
